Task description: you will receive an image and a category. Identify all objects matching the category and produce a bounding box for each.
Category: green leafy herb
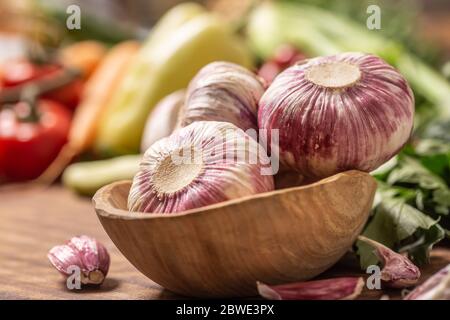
[359,139,450,269]
[357,194,444,268]
[399,225,446,265]
[249,0,450,269]
[423,121,450,144]
[387,156,446,190]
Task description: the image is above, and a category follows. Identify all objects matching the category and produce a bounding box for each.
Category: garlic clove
[82,270,105,285]
[404,264,450,300]
[128,121,274,213]
[69,235,110,277]
[47,244,84,275]
[357,235,420,288]
[257,277,364,300]
[180,61,265,131]
[48,235,110,286]
[257,282,283,300]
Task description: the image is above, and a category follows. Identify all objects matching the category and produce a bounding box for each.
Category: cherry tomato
[258,45,306,85]
[0,59,83,109]
[0,99,71,182]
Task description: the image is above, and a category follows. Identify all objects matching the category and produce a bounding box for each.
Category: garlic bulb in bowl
[259,52,414,179]
[141,90,185,152]
[179,62,265,131]
[128,121,274,213]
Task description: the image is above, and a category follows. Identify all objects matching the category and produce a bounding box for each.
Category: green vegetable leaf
[387,156,446,189]
[423,120,450,142]
[420,154,449,178]
[413,140,450,185]
[356,195,441,269]
[399,224,446,265]
[415,189,425,210]
[386,155,450,215]
[415,138,450,155]
[433,189,450,215]
[360,139,450,269]
[370,156,397,180]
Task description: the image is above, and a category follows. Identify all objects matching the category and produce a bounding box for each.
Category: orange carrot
[58,41,108,79]
[37,41,140,183]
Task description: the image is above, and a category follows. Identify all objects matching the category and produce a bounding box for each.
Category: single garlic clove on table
[48,235,110,286]
[257,277,365,300]
[357,235,420,288]
[128,121,274,213]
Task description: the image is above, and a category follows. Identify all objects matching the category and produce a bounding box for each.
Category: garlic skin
[257,277,364,300]
[179,61,265,131]
[128,121,274,213]
[358,236,420,288]
[259,52,415,179]
[274,170,305,190]
[48,235,110,285]
[405,264,450,300]
[141,90,185,153]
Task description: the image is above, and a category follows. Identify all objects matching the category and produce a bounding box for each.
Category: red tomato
[258,45,306,85]
[42,77,83,110]
[0,59,83,109]
[0,99,71,182]
[1,60,60,87]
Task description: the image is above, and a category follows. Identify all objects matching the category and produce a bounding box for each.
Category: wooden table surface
[0,184,449,300]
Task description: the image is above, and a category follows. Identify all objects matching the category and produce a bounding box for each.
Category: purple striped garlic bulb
[259,52,415,179]
[179,61,265,131]
[128,121,274,213]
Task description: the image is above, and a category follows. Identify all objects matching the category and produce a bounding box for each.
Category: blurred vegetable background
[1,0,449,269]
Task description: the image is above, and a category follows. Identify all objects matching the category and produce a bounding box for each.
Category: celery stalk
[247,2,450,119]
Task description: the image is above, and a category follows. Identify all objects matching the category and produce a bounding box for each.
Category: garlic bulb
[141,90,185,152]
[179,61,265,131]
[259,52,415,179]
[48,235,110,285]
[128,121,274,213]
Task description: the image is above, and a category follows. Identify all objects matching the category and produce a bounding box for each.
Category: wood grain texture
[1,181,449,300]
[93,171,377,298]
[0,184,178,300]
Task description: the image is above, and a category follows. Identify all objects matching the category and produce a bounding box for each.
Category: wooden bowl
[93,170,376,298]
